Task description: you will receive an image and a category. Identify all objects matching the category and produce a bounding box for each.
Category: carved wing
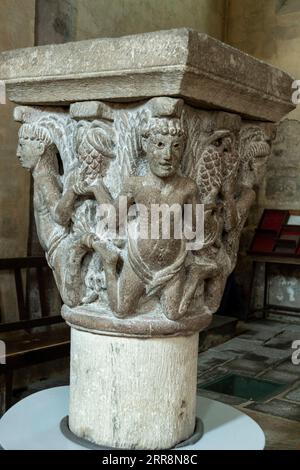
[195,145,222,204]
[113,108,148,191]
[36,113,78,180]
[75,119,115,183]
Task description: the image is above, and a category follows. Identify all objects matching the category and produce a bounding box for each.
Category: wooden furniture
[248,255,300,319]
[248,209,300,319]
[249,209,300,258]
[0,257,70,411]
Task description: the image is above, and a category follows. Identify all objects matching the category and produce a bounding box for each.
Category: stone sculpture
[15,99,273,326]
[1,29,294,449]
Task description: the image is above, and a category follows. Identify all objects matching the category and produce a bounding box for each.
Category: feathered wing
[36,113,78,182]
[195,146,222,204]
[111,107,149,195]
[181,109,200,179]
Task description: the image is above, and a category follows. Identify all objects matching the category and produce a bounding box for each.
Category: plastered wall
[0,0,35,322]
[226,0,300,312]
[75,0,225,40]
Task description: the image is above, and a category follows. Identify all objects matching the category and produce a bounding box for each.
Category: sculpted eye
[173,143,180,149]
[157,142,165,148]
[214,139,222,147]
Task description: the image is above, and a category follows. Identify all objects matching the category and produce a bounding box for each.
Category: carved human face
[145,133,184,178]
[17,138,45,170]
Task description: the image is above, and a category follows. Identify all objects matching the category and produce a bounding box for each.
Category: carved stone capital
[14,98,275,337]
[2,29,294,449]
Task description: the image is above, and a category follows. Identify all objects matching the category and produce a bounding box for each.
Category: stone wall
[0,0,227,413]
[35,0,226,44]
[226,0,300,312]
[226,0,300,120]
[0,0,35,322]
[0,0,226,323]
[75,0,225,41]
[1,0,300,318]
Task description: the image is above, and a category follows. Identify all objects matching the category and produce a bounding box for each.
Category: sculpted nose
[163,146,172,160]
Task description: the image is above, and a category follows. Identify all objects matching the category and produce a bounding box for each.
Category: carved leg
[178,263,218,317]
[92,238,145,317]
[51,236,90,307]
[205,274,227,313]
[106,261,145,317]
[178,265,204,316]
[160,268,186,321]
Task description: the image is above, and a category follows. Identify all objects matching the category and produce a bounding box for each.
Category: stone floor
[2,316,300,449]
[197,317,300,449]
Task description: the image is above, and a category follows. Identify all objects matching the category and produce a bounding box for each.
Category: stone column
[0,29,295,449]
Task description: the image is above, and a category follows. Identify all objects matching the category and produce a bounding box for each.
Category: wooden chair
[0,257,70,411]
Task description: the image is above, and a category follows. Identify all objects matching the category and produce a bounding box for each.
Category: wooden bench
[0,257,70,411]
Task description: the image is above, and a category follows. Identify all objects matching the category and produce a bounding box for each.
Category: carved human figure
[205,124,272,313]
[71,120,118,303]
[17,123,96,306]
[15,101,273,324]
[186,125,241,313]
[89,100,205,320]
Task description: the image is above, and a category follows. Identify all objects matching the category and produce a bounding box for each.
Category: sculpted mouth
[159,162,172,168]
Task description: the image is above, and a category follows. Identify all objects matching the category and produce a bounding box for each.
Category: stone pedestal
[0,29,295,449]
[69,328,198,449]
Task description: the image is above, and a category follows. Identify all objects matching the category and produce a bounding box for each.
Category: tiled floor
[197,317,300,449]
[2,317,300,449]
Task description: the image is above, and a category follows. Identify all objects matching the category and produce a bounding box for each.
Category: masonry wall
[0,0,35,322]
[226,0,300,311]
[35,0,226,44]
[75,0,225,40]
[1,0,299,319]
[0,0,227,412]
[0,0,35,258]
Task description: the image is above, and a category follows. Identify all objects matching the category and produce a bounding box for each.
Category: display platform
[0,386,265,450]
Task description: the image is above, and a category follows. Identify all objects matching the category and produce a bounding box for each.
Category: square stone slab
[246,399,300,422]
[284,386,300,402]
[0,28,295,121]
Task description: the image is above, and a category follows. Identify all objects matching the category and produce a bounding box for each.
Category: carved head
[239,126,271,188]
[17,124,53,170]
[141,118,186,178]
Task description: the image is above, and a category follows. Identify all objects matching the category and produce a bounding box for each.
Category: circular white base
[0,386,265,450]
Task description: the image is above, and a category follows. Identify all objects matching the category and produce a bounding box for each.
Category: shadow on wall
[35,0,226,45]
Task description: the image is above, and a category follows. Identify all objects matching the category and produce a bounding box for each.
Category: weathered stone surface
[246,399,300,422]
[5,28,294,450]
[69,328,199,449]
[14,99,275,335]
[284,386,300,402]
[62,304,212,338]
[265,331,300,351]
[0,29,295,121]
[262,119,300,208]
[259,369,299,385]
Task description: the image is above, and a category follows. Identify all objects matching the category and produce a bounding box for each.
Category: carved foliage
[15,99,274,325]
